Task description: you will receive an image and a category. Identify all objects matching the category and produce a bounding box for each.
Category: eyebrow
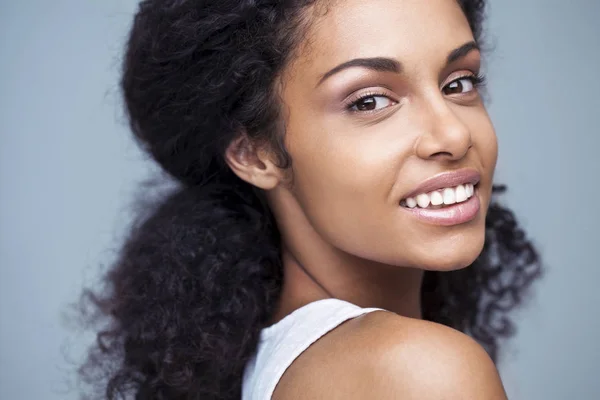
[447,41,480,64]
[316,41,480,86]
[317,57,402,86]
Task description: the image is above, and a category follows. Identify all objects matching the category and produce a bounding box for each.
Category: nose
[415,98,472,162]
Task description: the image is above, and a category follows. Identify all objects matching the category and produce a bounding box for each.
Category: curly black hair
[79,1,542,399]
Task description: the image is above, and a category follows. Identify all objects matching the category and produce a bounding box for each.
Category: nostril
[429,151,454,159]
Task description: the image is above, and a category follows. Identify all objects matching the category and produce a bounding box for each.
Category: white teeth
[430,191,443,206]
[403,183,476,209]
[465,183,474,197]
[442,188,456,205]
[416,193,430,208]
[455,184,467,202]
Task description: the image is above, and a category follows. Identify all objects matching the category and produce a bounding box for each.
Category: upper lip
[401,168,481,200]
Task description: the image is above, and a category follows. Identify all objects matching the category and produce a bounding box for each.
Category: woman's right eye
[349,95,396,112]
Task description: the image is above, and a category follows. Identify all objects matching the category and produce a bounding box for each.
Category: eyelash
[344,90,393,112]
[345,72,487,112]
[455,72,487,90]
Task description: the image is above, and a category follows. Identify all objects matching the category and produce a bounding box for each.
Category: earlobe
[225,135,282,190]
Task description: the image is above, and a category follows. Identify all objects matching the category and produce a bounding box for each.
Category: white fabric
[242,298,384,400]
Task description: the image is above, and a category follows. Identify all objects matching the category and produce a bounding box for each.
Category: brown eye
[350,95,394,112]
[443,77,475,95]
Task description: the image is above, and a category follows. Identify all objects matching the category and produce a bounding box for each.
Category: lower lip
[401,192,480,226]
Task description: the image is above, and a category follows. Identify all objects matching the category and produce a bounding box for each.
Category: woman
[80,0,541,398]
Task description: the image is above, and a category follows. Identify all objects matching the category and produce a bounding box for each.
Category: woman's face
[275,0,497,271]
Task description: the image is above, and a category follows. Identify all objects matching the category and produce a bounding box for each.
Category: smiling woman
[79,0,541,399]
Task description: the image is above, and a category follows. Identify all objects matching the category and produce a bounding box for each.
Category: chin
[412,231,486,272]
[421,253,479,272]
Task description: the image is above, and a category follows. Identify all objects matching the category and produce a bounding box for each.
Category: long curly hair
[79,0,542,399]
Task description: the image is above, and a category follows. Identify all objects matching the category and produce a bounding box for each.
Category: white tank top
[241,298,384,400]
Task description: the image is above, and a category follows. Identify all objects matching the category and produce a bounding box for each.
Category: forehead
[294,0,476,77]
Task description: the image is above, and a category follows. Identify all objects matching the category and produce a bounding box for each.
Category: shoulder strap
[242,298,384,400]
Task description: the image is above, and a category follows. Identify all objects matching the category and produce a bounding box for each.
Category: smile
[400,183,475,209]
[398,169,482,226]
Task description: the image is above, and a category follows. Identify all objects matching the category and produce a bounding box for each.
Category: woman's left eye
[349,95,395,112]
[442,76,479,95]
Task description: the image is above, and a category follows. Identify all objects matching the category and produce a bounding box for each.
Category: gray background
[1,1,599,399]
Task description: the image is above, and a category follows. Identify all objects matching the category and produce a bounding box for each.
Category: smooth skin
[226,0,505,398]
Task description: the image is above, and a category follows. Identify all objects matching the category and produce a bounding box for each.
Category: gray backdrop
[1,1,599,399]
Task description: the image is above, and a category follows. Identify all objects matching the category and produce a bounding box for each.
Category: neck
[266,188,425,325]
[271,246,424,324]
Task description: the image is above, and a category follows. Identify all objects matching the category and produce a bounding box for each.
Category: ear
[225,135,284,190]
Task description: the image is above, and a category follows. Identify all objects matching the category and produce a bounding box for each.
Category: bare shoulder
[273,310,507,400]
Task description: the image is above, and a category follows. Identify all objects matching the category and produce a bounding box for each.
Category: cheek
[476,113,498,167]
[284,116,415,250]
[479,122,498,205]
[287,111,410,194]
[468,111,498,214]
[458,105,498,178]
[481,125,498,172]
